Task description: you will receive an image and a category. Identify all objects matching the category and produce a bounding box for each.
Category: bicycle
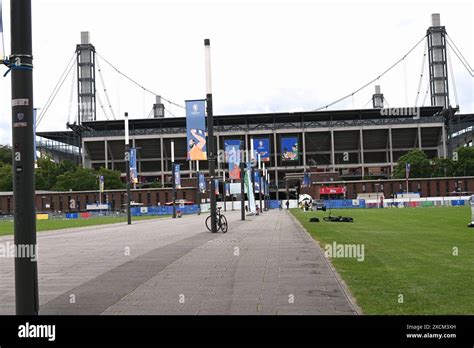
[205,207,228,233]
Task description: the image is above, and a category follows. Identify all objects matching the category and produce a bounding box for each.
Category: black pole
[251,165,256,214]
[205,39,217,233]
[240,162,245,220]
[259,175,263,213]
[223,181,227,212]
[172,162,176,218]
[11,0,39,315]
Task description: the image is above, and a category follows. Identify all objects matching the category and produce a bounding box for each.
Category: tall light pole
[124,112,131,225]
[11,0,39,315]
[205,39,217,233]
[171,140,176,219]
[196,160,201,215]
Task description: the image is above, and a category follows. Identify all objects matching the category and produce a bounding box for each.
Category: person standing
[286,200,290,210]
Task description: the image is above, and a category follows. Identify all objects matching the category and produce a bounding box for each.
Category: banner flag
[281,137,299,161]
[303,171,311,187]
[214,179,219,195]
[99,175,105,193]
[174,164,181,189]
[225,139,241,180]
[245,164,256,214]
[225,183,230,196]
[185,100,207,160]
[198,173,206,193]
[253,138,270,162]
[130,148,138,184]
[406,163,411,179]
[254,171,260,193]
[0,0,4,62]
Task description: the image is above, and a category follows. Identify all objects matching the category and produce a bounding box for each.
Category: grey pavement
[0,210,360,315]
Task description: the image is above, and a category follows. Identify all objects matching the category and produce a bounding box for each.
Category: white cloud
[0,0,472,145]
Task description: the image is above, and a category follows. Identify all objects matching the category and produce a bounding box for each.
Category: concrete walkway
[0,210,359,315]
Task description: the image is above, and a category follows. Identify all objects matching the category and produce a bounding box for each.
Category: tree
[35,157,62,190]
[53,167,98,191]
[96,167,124,190]
[454,147,474,176]
[0,145,12,165]
[393,150,431,179]
[0,164,13,191]
[431,157,455,177]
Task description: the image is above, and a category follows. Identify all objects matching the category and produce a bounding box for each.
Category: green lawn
[0,214,168,237]
[291,206,474,315]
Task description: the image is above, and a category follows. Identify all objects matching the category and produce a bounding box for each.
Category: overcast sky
[0,0,472,145]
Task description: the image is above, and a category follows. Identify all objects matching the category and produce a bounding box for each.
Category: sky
[0,0,472,145]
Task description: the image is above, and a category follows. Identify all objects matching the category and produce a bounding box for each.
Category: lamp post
[223,170,227,212]
[171,140,176,219]
[124,112,131,225]
[240,157,245,221]
[196,160,201,215]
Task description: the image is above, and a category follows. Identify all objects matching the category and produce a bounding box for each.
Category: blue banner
[281,137,299,161]
[225,139,241,180]
[130,148,138,184]
[253,138,270,162]
[303,171,311,187]
[185,100,207,161]
[225,183,230,196]
[254,171,261,193]
[174,164,181,189]
[99,175,105,192]
[198,172,206,193]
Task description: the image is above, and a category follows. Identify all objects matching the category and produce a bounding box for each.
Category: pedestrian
[245,205,249,213]
[286,200,290,210]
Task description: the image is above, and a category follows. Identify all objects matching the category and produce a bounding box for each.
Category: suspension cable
[96,52,185,109]
[96,55,117,119]
[446,40,474,77]
[313,34,427,111]
[415,40,428,106]
[67,62,77,124]
[36,52,77,127]
[446,34,473,73]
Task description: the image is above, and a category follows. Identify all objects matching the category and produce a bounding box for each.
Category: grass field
[0,215,168,237]
[291,206,474,315]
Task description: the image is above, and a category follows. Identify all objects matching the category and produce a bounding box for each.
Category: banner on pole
[253,138,270,162]
[174,164,182,189]
[225,183,230,197]
[130,148,138,184]
[254,171,260,193]
[245,164,256,214]
[225,139,241,180]
[406,163,411,179]
[185,100,207,160]
[214,179,219,196]
[303,171,311,187]
[99,175,105,193]
[281,137,299,161]
[198,173,206,193]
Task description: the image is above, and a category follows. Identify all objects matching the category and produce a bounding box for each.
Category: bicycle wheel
[220,215,228,233]
[205,215,212,232]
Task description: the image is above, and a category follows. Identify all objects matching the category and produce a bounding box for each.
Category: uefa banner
[253,138,270,162]
[174,164,182,189]
[281,137,299,161]
[0,0,4,62]
[225,139,241,180]
[198,173,206,193]
[225,183,230,197]
[185,100,207,161]
[245,165,256,214]
[130,148,138,184]
[254,171,260,193]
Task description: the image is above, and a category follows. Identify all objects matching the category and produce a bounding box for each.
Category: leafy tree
[35,157,62,190]
[393,150,431,179]
[454,147,474,176]
[0,145,12,165]
[431,157,455,177]
[96,167,124,190]
[53,167,98,191]
[0,164,13,191]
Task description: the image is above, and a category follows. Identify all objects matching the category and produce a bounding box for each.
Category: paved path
[0,210,359,315]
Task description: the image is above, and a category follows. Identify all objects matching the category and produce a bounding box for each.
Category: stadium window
[165,192,169,203]
[445,180,450,194]
[59,196,63,211]
[362,184,366,192]
[147,192,151,205]
[120,193,124,206]
[85,195,89,204]
[183,191,187,200]
[138,193,142,203]
[399,183,403,191]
